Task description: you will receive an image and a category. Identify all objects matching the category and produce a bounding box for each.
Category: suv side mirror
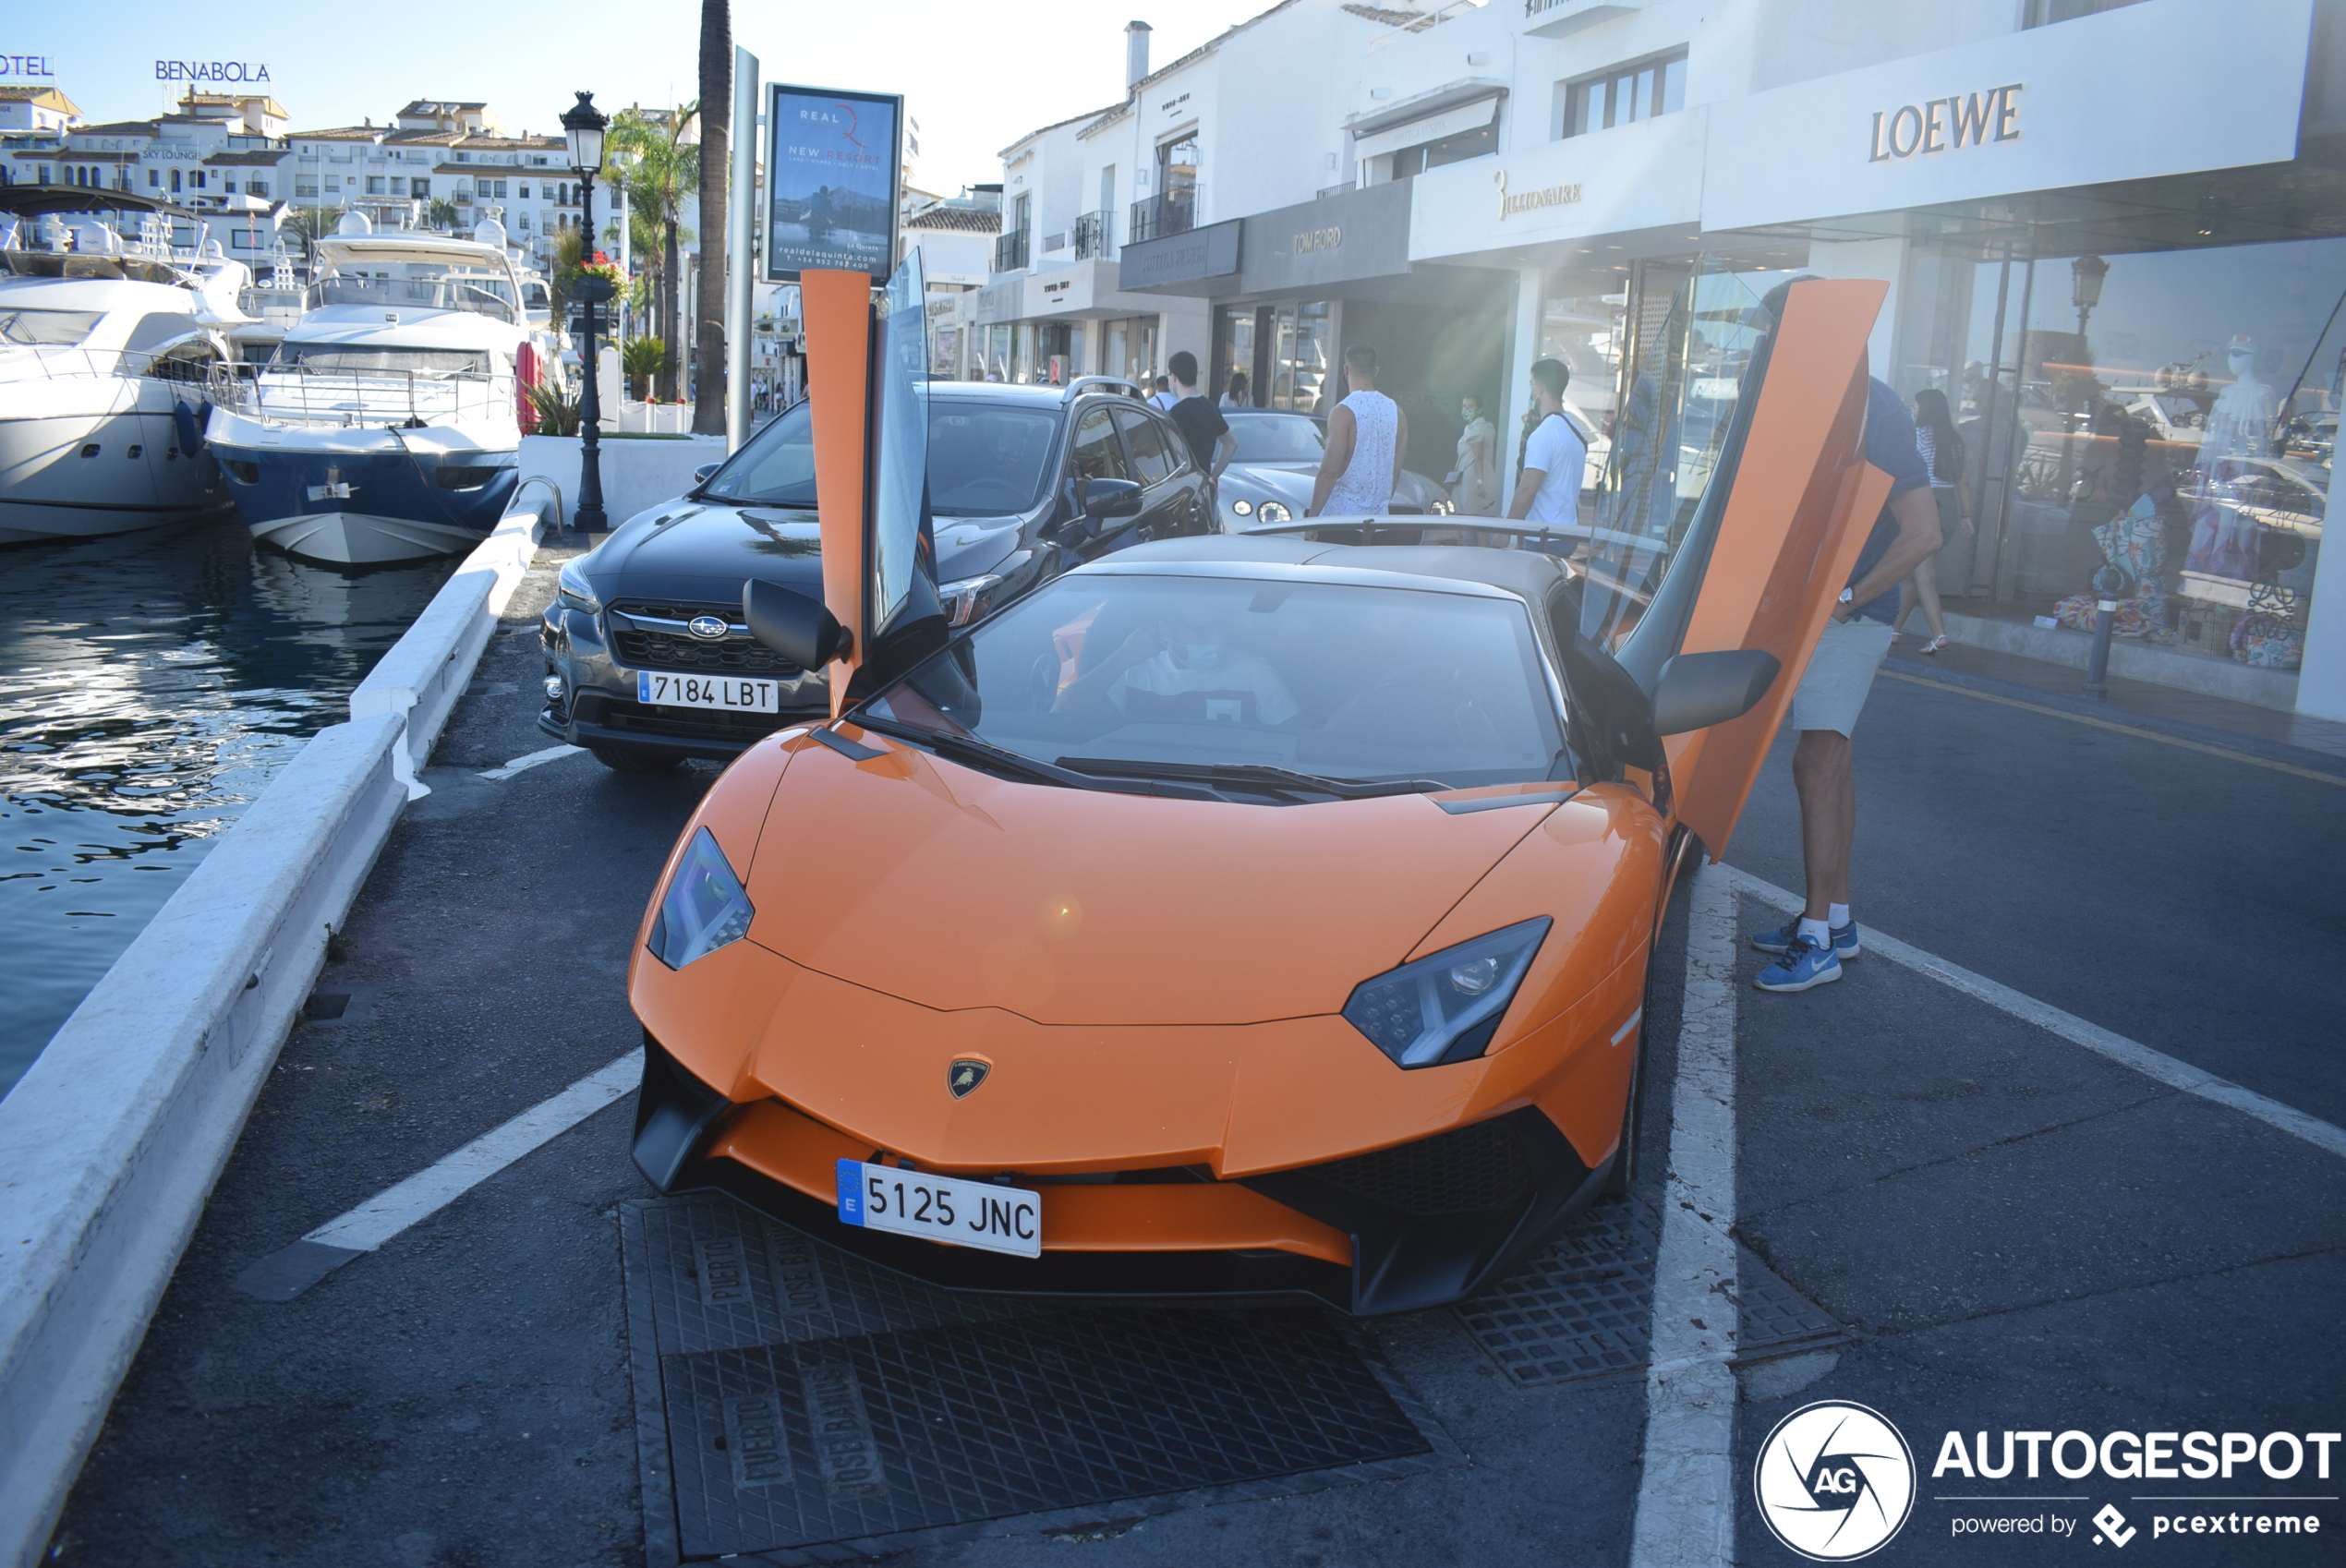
[744,577,849,669]
[1081,477,1143,520]
[1651,648,1781,736]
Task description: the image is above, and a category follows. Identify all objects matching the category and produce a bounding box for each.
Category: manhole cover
[622,1194,1461,1563]
[1455,1193,1848,1389]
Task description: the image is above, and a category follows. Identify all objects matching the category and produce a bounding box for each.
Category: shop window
[1557,49,1687,139]
[1943,238,2339,677]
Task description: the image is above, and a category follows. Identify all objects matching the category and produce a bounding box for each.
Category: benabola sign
[154,60,271,82]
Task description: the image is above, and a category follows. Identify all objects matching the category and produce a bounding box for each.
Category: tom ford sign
[1869,82,2022,161]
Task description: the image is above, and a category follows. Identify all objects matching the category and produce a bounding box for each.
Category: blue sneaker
[1751,920,1859,960]
[1754,934,1843,993]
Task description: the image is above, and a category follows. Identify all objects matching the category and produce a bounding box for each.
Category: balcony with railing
[1127,189,1198,247]
[993,226,1030,272]
[1072,210,1112,260]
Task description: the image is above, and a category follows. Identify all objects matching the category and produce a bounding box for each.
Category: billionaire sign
[155,60,272,83]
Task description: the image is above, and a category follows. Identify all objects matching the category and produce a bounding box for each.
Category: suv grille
[608,599,801,675]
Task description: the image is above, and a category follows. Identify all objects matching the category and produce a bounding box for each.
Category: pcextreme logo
[1755,1401,1917,1561]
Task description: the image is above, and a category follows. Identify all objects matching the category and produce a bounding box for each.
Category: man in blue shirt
[1753,369,1942,993]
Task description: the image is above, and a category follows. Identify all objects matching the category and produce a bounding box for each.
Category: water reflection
[0,518,454,1095]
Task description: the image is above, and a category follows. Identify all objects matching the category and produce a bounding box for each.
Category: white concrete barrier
[0,500,551,1568]
[518,431,727,531]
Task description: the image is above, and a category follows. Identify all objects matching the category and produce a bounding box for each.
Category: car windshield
[0,307,103,347]
[859,571,1566,791]
[700,397,1061,516]
[1226,413,1325,464]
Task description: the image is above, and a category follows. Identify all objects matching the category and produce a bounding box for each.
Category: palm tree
[694,0,731,435]
[609,104,696,403]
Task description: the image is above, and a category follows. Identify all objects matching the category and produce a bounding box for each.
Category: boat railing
[207,361,519,430]
[0,343,215,386]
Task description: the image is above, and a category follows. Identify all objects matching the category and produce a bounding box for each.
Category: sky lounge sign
[155,60,272,83]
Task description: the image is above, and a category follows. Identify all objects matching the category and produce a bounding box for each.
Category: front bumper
[632,1033,1606,1316]
[538,601,828,761]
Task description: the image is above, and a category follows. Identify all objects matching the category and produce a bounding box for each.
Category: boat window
[272,344,492,375]
[309,261,517,320]
[1224,413,1326,464]
[863,573,1567,790]
[123,312,200,352]
[0,308,104,347]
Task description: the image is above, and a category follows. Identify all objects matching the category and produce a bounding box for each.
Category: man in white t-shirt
[1506,357,1589,541]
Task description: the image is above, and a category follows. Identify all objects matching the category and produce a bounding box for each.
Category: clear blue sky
[6,0,1281,192]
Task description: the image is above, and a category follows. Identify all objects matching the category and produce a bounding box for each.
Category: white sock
[1828,903,1850,929]
[1797,916,1834,948]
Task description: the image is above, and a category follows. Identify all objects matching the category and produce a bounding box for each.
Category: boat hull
[209,414,517,565]
[0,384,225,545]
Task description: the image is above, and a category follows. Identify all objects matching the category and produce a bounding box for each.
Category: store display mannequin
[2185,335,2278,580]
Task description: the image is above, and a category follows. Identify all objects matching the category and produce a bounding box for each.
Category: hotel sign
[155,60,272,82]
[1,55,57,77]
[1869,83,2022,162]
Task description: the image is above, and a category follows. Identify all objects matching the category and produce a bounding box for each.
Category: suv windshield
[1226,412,1324,464]
[860,571,1566,790]
[700,397,1061,516]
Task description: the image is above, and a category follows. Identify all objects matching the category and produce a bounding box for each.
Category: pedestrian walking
[1220,370,1252,409]
[1505,358,1588,548]
[1150,375,1177,412]
[1165,350,1236,495]
[1893,387,1975,654]
[1752,368,1944,994]
[1448,392,1498,516]
[1306,344,1408,516]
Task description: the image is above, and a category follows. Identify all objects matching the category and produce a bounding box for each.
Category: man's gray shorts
[1792,618,1896,736]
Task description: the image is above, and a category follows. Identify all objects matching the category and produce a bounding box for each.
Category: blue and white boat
[208,215,532,564]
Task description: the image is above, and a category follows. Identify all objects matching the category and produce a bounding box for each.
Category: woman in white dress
[1307,344,1409,517]
[1449,392,1497,516]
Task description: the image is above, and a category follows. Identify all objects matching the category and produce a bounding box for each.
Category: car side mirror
[1081,477,1143,520]
[744,577,849,669]
[1651,648,1781,736]
[694,463,720,484]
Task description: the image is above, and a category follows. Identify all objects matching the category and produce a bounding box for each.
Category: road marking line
[1628,861,1741,1568]
[1718,864,2346,1163]
[232,1051,641,1301]
[478,743,586,780]
[1879,669,2346,787]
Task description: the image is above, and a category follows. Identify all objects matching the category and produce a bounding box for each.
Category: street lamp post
[562,91,611,533]
[2070,253,2109,354]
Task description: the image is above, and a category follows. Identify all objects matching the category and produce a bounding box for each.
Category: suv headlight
[647,827,755,969]
[1342,918,1552,1068]
[557,558,602,614]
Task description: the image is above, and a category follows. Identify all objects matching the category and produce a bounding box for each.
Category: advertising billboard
[764,83,901,283]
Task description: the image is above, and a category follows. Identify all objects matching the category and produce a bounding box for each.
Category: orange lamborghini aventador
[625,257,1893,1314]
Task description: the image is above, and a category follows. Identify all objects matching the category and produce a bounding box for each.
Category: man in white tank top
[1307,344,1409,517]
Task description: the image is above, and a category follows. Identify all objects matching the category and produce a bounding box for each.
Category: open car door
[1572,273,1893,859]
[800,253,937,717]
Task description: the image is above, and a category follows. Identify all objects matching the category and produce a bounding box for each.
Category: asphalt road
[49,568,2346,1567]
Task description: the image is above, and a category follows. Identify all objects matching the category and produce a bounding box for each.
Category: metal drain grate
[621,1194,1461,1564]
[1455,1194,1848,1389]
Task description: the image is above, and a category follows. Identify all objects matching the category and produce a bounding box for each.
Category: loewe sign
[1870,83,2022,162]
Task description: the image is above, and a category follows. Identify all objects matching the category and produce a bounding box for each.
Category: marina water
[0,516,453,1094]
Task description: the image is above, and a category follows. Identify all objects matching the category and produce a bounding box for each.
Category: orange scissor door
[802,267,872,711]
[1661,278,1891,857]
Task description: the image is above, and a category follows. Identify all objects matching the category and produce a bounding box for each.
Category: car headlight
[647,827,755,969]
[937,573,1006,628]
[1342,918,1552,1068]
[1230,499,1254,517]
[557,558,601,614]
[1257,501,1292,525]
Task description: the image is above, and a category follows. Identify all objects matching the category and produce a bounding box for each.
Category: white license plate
[835,1159,1041,1259]
[635,670,780,712]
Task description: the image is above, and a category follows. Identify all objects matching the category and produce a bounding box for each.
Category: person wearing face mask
[1055,601,1300,725]
[1448,392,1498,516]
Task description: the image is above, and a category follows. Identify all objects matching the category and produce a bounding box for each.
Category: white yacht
[208,214,533,565]
[0,193,250,546]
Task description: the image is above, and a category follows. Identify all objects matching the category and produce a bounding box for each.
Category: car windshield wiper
[853,718,1222,800]
[1054,756,1450,801]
